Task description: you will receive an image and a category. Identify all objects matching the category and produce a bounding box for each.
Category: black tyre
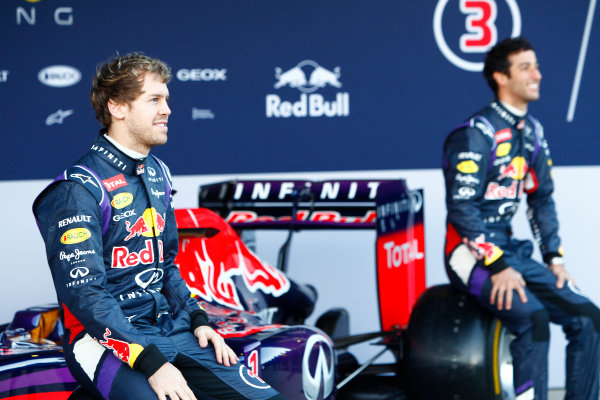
[405,285,514,400]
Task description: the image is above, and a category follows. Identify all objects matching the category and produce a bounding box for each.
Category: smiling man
[33,53,283,400]
[442,38,600,399]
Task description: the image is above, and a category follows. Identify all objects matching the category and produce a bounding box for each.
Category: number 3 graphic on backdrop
[433,0,521,72]
[460,0,498,53]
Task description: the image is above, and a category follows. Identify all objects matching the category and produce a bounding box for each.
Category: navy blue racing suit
[443,100,600,399]
[33,133,282,399]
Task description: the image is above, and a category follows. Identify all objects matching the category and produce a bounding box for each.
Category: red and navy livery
[4,176,516,399]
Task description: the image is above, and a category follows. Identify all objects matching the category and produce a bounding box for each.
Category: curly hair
[90,53,172,128]
[483,37,534,95]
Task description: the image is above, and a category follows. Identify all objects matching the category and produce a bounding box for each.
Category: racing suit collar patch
[490,100,523,127]
[91,133,147,176]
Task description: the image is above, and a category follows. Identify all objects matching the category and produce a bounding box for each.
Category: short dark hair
[90,53,172,128]
[483,37,535,95]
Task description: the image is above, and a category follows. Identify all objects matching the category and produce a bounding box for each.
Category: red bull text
[112,239,164,268]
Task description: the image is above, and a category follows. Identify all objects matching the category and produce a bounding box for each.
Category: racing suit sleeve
[443,126,509,274]
[34,181,168,378]
[160,191,209,331]
[524,123,562,262]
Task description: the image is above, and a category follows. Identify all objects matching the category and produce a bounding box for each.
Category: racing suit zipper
[138,163,162,326]
[502,120,526,250]
[516,120,526,203]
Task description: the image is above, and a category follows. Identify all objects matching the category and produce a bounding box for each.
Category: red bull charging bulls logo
[124,208,166,241]
[498,156,528,180]
[267,59,350,118]
[99,328,131,363]
[466,234,503,266]
[176,209,290,310]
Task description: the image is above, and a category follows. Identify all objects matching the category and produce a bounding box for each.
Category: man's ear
[108,99,127,120]
[493,71,508,88]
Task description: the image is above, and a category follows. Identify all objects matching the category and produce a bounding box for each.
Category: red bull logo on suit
[99,328,144,367]
[99,328,131,362]
[498,156,528,180]
[112,239,164,268]
[124,208,166,241]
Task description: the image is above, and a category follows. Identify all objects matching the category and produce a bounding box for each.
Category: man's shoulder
[36,149,106,207]
[33,178,100,221]
[457,101,520,140]
[468,102,505,126]
[64,165,105,196]
[36,162,104,202]
[446,107,497,146]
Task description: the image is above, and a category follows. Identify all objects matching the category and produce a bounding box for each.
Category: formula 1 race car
[0,178,514,399]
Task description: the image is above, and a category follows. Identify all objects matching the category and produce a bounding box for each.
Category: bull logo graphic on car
[182,238,290,310]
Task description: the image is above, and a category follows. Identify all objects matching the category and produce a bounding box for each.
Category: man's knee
[581,303,600,332]
[565,302,600,335]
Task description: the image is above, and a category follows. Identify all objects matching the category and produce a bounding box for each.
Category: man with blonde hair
[34,53,284,400]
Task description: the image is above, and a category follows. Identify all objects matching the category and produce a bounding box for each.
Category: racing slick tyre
[404,285,514,400]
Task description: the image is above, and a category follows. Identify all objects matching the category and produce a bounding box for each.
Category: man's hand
[194,325,239,367]
[490,267,527,310]
[549,263,576,289]
[148,362,197,400]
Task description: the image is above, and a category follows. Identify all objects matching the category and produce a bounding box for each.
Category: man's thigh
[514,256,600,327]
[477,273,548,337]
[168,332,281,400]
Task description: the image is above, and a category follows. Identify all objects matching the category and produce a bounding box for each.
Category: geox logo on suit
[266,60,350,118]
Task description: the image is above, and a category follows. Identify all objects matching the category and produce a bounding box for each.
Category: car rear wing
[198,179,406,229]
[190,179,426,330]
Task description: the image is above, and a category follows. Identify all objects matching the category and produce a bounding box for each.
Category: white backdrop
[4,165,600,388]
